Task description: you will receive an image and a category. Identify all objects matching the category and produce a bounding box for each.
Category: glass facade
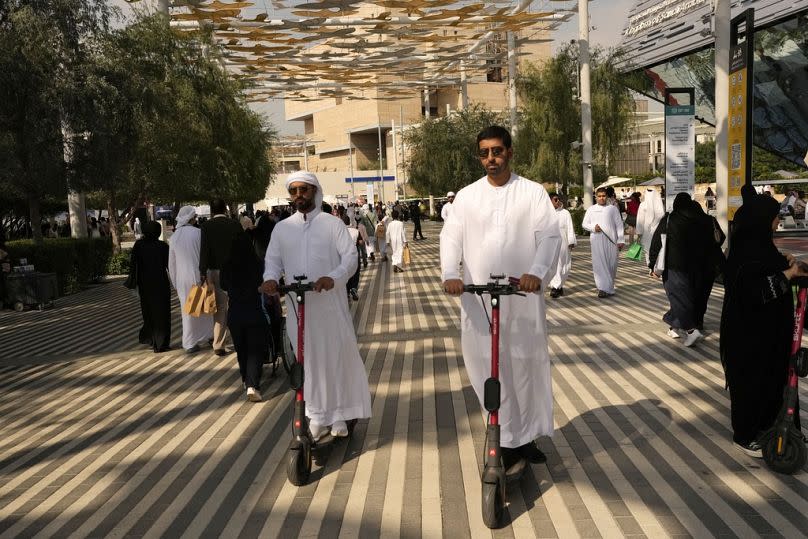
[628,12,808,167]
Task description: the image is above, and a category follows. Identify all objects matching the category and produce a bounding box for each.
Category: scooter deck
[310,433,350,449]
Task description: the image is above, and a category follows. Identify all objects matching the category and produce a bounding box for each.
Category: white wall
[266,170,397,202]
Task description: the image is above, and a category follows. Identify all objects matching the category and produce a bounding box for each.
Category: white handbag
[653,233,667,275]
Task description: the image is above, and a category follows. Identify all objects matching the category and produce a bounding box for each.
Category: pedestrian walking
[636,188,665,267]
[386,209,407,273]
[199,199,244,355]
[582,187,625,297]
[343,215,361,300]
[375,207,390,263]
[548,193,576,298]
[648,193,713,346]
[260,171,371,440]
[130,221,171,353]
[360,204,377,262]
[721,188,807,457]
[411,200,425,240]
[168,206,214,353]
[441,191,455,223]
[441,125,561,468]
[625,192,641,245]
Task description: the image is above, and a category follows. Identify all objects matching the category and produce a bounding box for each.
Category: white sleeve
[613,207,625,244]
[565,211,576,246]
[582,207,595,232]
[440,202,463,281]
[168,244,178,289]
[527,190,562,281]
[326,223,358,283]
[263,230,283,282]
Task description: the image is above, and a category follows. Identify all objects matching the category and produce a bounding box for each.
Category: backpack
[375,220,386,239]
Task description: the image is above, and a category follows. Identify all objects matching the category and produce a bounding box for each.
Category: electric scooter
[280,275,357,486]
[760,277,808,474]
[463,274,526,528]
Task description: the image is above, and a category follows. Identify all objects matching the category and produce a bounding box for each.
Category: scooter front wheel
[761,427,807,475]
[481,479,504,529]
[287,440,312,486]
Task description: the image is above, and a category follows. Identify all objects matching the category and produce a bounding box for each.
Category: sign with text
[366,182,374,203]
[728,43,748,221]
[664,104,696,212]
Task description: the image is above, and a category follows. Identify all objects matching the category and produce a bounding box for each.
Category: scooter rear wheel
[481,480,504,529]
[287,441,312,486]
[761,427,807,475]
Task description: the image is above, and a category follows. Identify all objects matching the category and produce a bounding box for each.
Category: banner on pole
[366,183,374,203]
[664,104,696,212]
[728,43,748,221]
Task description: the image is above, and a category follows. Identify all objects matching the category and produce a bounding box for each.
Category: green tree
[0,0,112,243]
[403,105,504,195]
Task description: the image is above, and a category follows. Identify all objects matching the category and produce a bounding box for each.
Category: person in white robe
[386,209,407,272]
[360,204,377,262]
[441,191,455,223]
[635,188,665,266]
[548,193,576,298]
[168,206,214,353]
[442,125,561,468]
[582,187,625,297]
[260,171,371,439]
[374,208,391,262]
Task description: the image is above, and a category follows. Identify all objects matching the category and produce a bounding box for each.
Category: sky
[108,0,640,135]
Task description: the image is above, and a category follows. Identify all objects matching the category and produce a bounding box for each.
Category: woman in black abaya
[721,190,806,457]
[130,221,171,352]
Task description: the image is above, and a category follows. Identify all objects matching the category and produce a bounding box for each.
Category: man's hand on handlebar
[518,273,542,294]
[443,279,464,296]
[313,276,334,292]
[784,260,808,281]
[258,279,278,295]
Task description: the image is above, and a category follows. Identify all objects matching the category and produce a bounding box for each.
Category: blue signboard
[344,176,396,183]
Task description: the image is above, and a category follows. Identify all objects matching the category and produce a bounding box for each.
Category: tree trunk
[29,194,43,245]
[107,196,121,254]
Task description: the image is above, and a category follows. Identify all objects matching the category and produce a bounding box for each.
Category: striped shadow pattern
[0,221,805,538]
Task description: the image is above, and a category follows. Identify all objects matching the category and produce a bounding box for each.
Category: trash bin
[3,272,58,311]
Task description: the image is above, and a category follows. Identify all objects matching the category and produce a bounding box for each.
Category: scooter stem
[490,294,500,426]
[296,296,305,403]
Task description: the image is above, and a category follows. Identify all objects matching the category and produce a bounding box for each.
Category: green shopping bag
[625,241,643,261]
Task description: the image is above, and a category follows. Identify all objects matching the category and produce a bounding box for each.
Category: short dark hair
[476,125,512,149]
[392,209,400,220]
[548,192,560,199]
[596,187,608,195]
[211,198,227,215]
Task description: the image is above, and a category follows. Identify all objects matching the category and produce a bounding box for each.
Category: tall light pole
[507,31,518,133]
[579,0,594,209]
[715,0,730,235]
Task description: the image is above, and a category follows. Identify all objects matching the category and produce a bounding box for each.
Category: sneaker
[556,287,564,297]
[734,440,763,458]
[517,441,547,463]
[369,253,375,262]
[683,329,703,347]
[214,348,230,356]
[185,345,200,354]
[597,290,614,298]
[309,422,329,442]
[549,288,560,299]
[350,288,359,301]
[331,420,349,437]
[666,328,682,339]
[246,387,262,402]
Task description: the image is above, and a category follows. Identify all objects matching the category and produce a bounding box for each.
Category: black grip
[484,377,501,412]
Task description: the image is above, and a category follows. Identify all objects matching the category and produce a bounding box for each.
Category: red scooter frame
[463,274,525,528]
[760,279,808,473]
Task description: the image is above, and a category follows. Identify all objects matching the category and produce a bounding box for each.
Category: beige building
[267,4,553,201]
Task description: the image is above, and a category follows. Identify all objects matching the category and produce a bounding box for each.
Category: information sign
[664,104,696,212]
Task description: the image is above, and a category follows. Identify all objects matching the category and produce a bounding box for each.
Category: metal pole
[400,106,407,199]
[302,137,308,170]
[392,118,399,200]
[460,60,469,109]
[507,31,518,133]
[579,0,594,209]
[377,122,385,202]
[715,0,730,235]
[157,0,169,15]
[349,142,355,199]
[423,88,430,118]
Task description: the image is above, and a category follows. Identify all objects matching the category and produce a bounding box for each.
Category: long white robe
[385,220,407,266]
[440,173,561,448]
[375,215,391,258]
[264,208,371,426]
[168,225,214,350]
[549,208,576,289]
[635,189,665,265]
[582,204,624,294]
[441,201,453,222]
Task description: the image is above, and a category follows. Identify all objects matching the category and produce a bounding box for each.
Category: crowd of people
[120,124,806,469]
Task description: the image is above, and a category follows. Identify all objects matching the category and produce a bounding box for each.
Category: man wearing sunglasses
[259,171,371,440]
[440,125,561,469]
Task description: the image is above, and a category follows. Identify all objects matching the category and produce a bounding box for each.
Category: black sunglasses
[288,185,312,195]
[477,146,506,158]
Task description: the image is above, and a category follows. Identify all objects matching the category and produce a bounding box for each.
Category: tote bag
[403,244,412,265]
[625,242,642,261]
[652,234,667,275]
[183,284,205,317]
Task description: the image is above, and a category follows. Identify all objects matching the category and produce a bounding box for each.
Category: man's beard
[295,197,315,212]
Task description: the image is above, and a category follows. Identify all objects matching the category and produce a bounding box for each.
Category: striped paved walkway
[0,221,806,538]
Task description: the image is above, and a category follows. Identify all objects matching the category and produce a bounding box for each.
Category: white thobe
[440,173,561,448]
[441,202,453,222]
[264,208,371,426]
[582,204,624,294]
[386,220,407,266]
[362,212,377,255]
[376,215,391,258]
[636,190,665,265]
[168,225,214,350]
[549,208,576,290]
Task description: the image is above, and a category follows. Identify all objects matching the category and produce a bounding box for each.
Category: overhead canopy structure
[639,176,664,186]
[596,176,635,189]
[127,0,575,102]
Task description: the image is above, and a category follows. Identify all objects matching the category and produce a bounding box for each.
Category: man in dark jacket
[410,200,425,240]
[200,199,244,355]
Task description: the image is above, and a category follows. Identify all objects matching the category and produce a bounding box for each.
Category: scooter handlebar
[279,275,316,295]
[463,283,525,297]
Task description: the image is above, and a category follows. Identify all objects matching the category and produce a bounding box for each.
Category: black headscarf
[727,190,787,276]
[142,221,162,240]
[672,192,691,212]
